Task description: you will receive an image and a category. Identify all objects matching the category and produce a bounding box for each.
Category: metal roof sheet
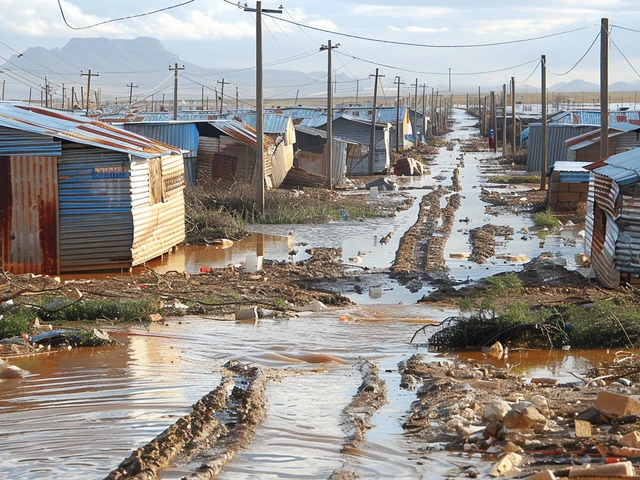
[593,148,640,185]
[208,119,273,149]
[553,161,591,172]
[0,103,179,158]
[237,113,291,134]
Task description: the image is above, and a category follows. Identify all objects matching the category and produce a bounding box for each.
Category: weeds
[40,298,159,323]
[0,309,37,338]
[488,175,540,184]
[532,209,561,229]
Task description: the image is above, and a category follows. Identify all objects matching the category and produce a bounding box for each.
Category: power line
[262,14,597,49]
[57,0,195,30]
[546,31,600,76]
[610,36,640,79]
[333,50,539,76]
[515,60,541,85]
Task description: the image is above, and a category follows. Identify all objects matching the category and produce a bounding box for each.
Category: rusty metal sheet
[1,156,58,275]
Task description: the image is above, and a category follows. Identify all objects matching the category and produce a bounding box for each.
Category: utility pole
[541,54,547,191]
[217,78,230,115]
[369,68,384,174]
[169,63,185,121]
[70,86,74,109]
[127,82,138,107]
[420,84,427,141]
[236,86,239,109]
[430,87,435,135]
[600,17,609,160]
[243,1,283,214]
[448,67,452,92]
[80,69,98,115]
[61,83,65,109]
[490,91,496,153]
[201,85,205,110]
[502,84,507,157]
[394,76,404,152]
[321,40,339,190]
[411,78,418,144]
[511,77,516,153]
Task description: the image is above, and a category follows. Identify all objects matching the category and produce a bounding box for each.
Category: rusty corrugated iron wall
[0,156,58,274]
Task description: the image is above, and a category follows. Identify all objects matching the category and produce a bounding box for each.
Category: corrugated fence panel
[0,127,62,156]
[585,178,595,258]
[130,154,185,265]
[616,196,640,273]
[271,142,294,188]
[1,156,58,274]
[593,174,618,216]
[526,124,599,173]
[123,123,199,157]
[58,145,134,271]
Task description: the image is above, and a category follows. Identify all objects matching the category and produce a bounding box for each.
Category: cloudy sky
[1,0,640,98]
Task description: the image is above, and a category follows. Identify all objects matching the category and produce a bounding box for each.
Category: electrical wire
[546,31,600,76]
[57,0,195,30]
[612,24,640,35]
[515,60,541,85]
[610,36,640,79]
[333,50,539,76]
[262,14,596,49]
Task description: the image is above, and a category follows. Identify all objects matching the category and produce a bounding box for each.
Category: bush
[0,309,36,339]
[42,298,159,323]
[488,175,540,184]
[532,209,561,229]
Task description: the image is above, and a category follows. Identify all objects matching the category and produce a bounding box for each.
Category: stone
[530,378,557,386]
[486,341,504,359]
[503,407,547,433]
[522,470,556,480]
[483,421,503,440]
[484,400,512,421]
[574,419,591,438]
[595,391,640,417]
[610,446,640,458]
[568,460,635,477]
[503,441,523,453]
[529,395,549,413]
[488,452,523,477]
[512,401,534,412]
[620,430,640,448]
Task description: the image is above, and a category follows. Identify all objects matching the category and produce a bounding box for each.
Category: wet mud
[468,224,515,264]
[106,360,267,480]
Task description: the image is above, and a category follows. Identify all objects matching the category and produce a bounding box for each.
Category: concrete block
[559,182,571,192]
[568,460,635,477]
[489,452,523,477]
[575,419,592,438]
[595,391,640,417]
[570,183,589,193]
[558,192,582,203]
[620,430,640,448]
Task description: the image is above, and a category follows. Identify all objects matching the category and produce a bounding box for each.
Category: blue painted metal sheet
[57,145,134,271]
[0,127,61,156]
[122,123,199,157]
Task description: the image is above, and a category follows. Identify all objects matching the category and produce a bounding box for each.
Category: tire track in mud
[105,360,267,480]
[330,360,387,480]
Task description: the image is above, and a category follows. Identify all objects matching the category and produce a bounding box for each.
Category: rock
[503,407,547,433]
[148,313,163,322]
[620,431,640,448]
[529,395,550,413]
[488,452,523,477]
[486,341,504,359]
[610,446,640,457]
[531,378,557,386]
[568,460,635,477]
[0,360,28,379]
[522,470,556,480]
[503,441,523,453]
[574,419,592,438]
[484,400,512,421]
[483,421,504,440]
[512,401,534,412]
[595,391,640,417]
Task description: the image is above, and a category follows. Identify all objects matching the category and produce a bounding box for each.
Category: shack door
[0,156,59,275]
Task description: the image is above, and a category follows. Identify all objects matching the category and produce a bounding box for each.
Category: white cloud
[352,5,456,18]
[393,26,450,34]
[307,19,338,31]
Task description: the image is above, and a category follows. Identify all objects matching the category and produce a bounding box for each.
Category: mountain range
[3,37,640,104]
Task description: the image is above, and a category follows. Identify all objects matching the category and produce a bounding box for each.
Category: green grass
[488,175,541,184]
[532,209,561,229]
[0,309,37,338]
[41,298,159,323]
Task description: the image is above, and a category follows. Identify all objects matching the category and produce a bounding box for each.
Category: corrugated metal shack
[526,123,600,173]
[0,103,185,275]
[566,123,640,163]
[585,148,640,288]
[329,115,390,174]
[340,106,413,150]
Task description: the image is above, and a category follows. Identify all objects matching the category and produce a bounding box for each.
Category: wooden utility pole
[127,82,138,106]
[236,86,239,109]
[244,1,282,214]
[201,85,205,110]
[541,54,548,191]
[430,87,435,135]
[80,69,98,115]
[394,76,404,152]
[502,84,507,157]
[321,40,339,190]
[369,68,384,174]
[169,63,185,120]
[411,78,418,144]
[70,87,74,109]
[420,83,427,141]
[511,77,516,153]
[217,78,230,115]
[600,17,609,160]
[355,79,359,103]
[448,67,451,92]
[490,91,496,153]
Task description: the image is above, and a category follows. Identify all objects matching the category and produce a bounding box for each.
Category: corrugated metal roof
[553,161,591,172]
[122,123,199,157]
[566,127,631,151]
[0,103,179,158]
[593,147,640,186]
[340,106,407,124]
[295,125,328,138]
[208,119,273,150]
[526,123,599,172]
[237,113,291,134]
[550,110,640,126]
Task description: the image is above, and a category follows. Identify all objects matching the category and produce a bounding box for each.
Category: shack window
[149,158,165,205]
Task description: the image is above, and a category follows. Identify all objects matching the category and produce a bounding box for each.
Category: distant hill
[549,79,599,93]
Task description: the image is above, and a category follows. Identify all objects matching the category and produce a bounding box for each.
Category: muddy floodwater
[0,110,599,479]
